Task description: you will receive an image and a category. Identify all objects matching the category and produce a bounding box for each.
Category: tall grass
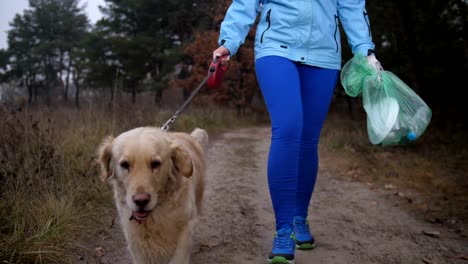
[0,100,264,264]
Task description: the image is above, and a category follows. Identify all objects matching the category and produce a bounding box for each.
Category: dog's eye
[150,160,161,170]
[120,161,130,170]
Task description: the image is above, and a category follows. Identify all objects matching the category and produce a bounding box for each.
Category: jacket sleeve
[218,0,261,56]
[337,0,375,56]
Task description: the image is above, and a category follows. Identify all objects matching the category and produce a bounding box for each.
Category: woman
[213,1,380,263]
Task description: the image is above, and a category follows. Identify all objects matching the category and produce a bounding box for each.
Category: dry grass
[0,99,263,264]
[322,102,468,223]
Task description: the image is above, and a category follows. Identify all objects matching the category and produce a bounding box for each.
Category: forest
[0,0,466,121]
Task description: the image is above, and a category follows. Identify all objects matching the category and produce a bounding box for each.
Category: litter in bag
[340,54,432,146]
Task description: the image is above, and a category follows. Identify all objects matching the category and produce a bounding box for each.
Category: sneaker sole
[296,242,316,250]
[267,256,294,264]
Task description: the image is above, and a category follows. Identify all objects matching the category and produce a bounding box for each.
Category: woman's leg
[255,56,303,231]
[295,65,339,218]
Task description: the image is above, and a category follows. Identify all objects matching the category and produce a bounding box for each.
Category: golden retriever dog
[97,127,208,264]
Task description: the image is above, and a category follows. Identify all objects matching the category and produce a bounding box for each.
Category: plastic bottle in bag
[380,124,417,146]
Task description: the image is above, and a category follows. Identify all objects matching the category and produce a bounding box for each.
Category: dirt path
[95,127,468,264]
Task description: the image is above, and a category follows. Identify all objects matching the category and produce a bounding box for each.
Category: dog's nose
[132,193,151,208]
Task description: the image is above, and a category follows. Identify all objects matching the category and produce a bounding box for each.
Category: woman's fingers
[213,46,230,61]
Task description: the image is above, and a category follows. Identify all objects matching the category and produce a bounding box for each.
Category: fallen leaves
[448,254,468,261]
[422,230,441,238]
[199,239,223,249]
[95,246,105,257]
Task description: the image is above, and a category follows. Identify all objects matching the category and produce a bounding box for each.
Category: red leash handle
[207,55,229,89]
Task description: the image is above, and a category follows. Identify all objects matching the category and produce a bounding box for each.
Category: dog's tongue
[132,210,150,219]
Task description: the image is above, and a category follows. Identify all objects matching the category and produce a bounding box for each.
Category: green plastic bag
[340,55,432,146]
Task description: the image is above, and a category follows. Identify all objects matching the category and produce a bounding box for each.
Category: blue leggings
[255,56,339,231]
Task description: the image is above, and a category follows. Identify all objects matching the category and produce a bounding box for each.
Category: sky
[0,0,106,49]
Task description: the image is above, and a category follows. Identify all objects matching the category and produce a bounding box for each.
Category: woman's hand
[212,46,231,65]
[366,54,383,71]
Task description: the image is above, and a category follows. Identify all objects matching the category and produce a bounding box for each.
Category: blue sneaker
[293,216,316,250]
[267,227,295,264]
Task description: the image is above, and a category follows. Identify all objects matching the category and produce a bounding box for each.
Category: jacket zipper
[363,11,371,37]
[334,14,339,52]
[260,9,272,43]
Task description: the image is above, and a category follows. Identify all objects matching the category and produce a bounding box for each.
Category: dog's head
[97,127,193,222]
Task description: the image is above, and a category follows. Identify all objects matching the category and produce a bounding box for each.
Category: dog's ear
[97,136,115,182]
[170,143,193,178]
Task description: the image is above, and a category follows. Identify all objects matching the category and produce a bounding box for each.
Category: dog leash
[160,73,213,132]
[160,55,228,132]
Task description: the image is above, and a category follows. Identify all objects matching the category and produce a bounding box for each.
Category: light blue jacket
[219,0,375,70]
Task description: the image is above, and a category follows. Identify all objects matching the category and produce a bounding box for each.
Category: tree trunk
[108,68,119,109]
[26,76,33,105]
[65,51,72,104]
[154,88,162,105]
[44,56,52,106]
[74,79,80,109]
[59,51,67,102]
[33,83,38,103]
[154,64,161,104]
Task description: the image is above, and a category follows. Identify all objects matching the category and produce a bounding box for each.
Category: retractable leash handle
[207,54,229,89]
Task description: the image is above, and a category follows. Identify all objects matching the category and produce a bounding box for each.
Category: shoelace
[275,232,294,250]
[295,218,310,235]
